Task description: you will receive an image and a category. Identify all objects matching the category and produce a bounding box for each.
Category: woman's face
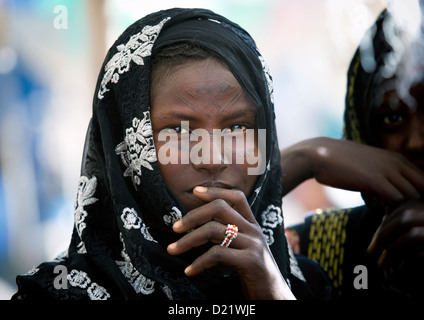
[150,57,260,210]
[372,81,424,171]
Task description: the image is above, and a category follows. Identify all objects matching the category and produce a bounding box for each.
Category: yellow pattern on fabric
[343,55,365,144]
[307,208,350,293]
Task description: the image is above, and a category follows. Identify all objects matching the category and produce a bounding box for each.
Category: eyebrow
[219,109,256,122]
[159,109,256,122]
[157,111,199,122]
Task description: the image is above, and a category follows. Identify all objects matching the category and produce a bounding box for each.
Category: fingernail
[377,249,387,267]
[184,265,192,276]
[167,242,176,252]
[194,186,208,193]
[173,220,182,231]
[367,240,375,254]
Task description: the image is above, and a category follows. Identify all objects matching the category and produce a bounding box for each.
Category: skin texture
[280,137,424,205]
[280,81,424,296]
[367,82,424,295]
[372,83,424,172]
[150,57,258,211]
[150,57,295,300]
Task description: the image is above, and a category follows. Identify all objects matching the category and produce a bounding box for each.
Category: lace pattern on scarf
[98,17,171,99]
[116,233,156,295]
[74,176,98,254]
[115,111,157,189]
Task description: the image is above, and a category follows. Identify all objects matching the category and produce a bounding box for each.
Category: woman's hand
[367,200,424,296]
[280,137,424,206]
[167,186,296,300]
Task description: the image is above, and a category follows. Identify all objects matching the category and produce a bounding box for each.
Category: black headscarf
[343,9,403,213]
[12,8,299,300]
[344,5,424,145]
[343,6,424,212]
[344,9,393,145]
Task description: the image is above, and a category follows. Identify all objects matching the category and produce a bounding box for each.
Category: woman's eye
[163,126,190,134]
[223,124,248,133]
[382,113,405,126]
[374,96,410,131]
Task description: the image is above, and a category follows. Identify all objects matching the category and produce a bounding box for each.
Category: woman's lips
[190,181,234,192]
[196,181,233,189]
[181,182,236,210]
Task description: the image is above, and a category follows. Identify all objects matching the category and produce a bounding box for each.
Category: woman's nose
[406,116,424,152]
[190,133,228,172]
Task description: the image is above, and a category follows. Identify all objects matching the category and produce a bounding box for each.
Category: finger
[399,160,424,196]
[192,186,256,223]
[372,179,405,206]
[377,226,424,268]
[173,198,247,234]
[369,203,415,253]
[380,151,424,201]
[387,171,421,202]
[167,222,245,255]
[367,221,384,255]
[367,219,407,259]
[368,202,424,257]
[367,212,407,257]
[184,245,242,277]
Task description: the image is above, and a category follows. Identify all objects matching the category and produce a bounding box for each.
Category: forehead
[151,58,256,115]
[157,57,236,87]
[374,80,424,108]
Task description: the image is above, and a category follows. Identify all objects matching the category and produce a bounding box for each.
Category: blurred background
[0,0,387,298]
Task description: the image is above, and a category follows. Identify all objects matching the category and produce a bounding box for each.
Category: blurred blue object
[0,175,7,260]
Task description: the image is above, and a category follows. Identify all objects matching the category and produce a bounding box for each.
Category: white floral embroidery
[87,283,111,300]
[116,233,156,295]
[259,55,274,104]
[74,176,98,238]
[98,17,170,99]
[140,223,156,243]
[67,269,111,300]
[77,241,87,254]
[53,250,68,262]
[116,112,157,189]
[23,266,39,276]
[254,187,261,195]
[118,262,156,295]
[121,207,142,230]
[161,285,173,300]
[261,205,283,245]
[67,269,91,289]
[163,206,182,226]
[120,207,157,242]
[262,228,275,246]
[287,240,306,282]
[73,176,98,255]
[261,204,283,228]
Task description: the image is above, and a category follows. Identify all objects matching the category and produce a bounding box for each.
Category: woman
[284,7,424,298]
[12,8,331,300]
